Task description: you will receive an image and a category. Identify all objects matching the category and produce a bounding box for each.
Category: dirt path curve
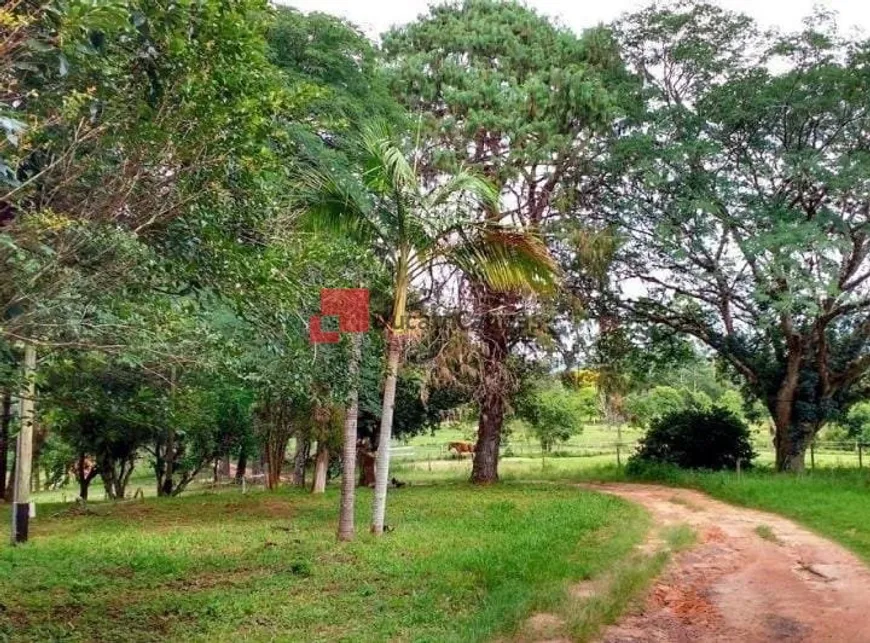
[589,483,870,643]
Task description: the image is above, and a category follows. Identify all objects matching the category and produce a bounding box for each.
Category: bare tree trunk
[338,333,362,541]
[265,432,290,490]
[312,443,328,494]
[11,343,35,545]
[0,388,11,500]
[292,437,309,487]
[371,334,402,534]
[770,362,815,472]
[472,306,509,484]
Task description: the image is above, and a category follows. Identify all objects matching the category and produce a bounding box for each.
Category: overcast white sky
[282,0,869,38]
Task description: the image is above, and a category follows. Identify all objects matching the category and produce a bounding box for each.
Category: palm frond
[359,120,416,196]
[446,225,559,294]
[294,166,383,244]
[427,170,498,213]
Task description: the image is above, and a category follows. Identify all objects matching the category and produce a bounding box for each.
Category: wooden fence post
[859,442,864,470]
[810,442,815,471]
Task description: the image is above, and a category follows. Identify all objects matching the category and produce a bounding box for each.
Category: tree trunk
[235,449,248,483]
[163,427,175,496]
[4,450,14,503]
[371,334,402,534]
[262,402,292,491]
[103,457,135,499]
[338,333,362,541]
[76,453,98,501]
[769,361,818,472]
[79,474,91,501]
[292,437,309,487]
[219,455,231,479]
[312,443,328,494]
[359,447,376,487]
[472,303,509,484]
[371,251,409,535]
[773,420,816,472]
[0,388,11,500]
[11,343,36,544]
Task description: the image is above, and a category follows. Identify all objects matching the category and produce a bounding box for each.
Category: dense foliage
[3,0,869,551]
[609,4,870,470]
[629,407,756,472]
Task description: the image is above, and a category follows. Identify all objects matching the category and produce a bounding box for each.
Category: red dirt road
[591,483,870,643]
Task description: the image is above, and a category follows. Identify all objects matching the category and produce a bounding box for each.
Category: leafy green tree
[625,385,718,429]
[45,354,154,500]
[625,386,685,428]
[717,390,746,421]
[845,402,870,445]
[516,381,586,452]
[382,0,625,483]
[2,0,288,343]
[268,7,396,131]
[2,0,289,535]
[575,386,601,423]
[611,3,870,470]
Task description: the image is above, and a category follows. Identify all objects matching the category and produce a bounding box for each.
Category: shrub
[628,407,755,472]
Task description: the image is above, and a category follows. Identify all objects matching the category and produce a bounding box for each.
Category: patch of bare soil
[589,483,870,642]
[524,613,570,642]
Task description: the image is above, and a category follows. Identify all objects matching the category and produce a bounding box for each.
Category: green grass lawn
[8,433,870,642]
[398,455,870,565]
[0,483,648,643]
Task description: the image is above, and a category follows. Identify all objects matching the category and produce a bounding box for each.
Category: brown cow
[448,441,475,459]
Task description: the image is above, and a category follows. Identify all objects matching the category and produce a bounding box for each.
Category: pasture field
[400,421,869,469]
[0,484,651,642]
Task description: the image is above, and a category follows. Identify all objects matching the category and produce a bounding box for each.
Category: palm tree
[302,121,556,537]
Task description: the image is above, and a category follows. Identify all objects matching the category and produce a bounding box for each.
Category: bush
[628,407,755,472]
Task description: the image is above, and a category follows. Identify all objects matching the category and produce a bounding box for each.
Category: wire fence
[390,439,870,469]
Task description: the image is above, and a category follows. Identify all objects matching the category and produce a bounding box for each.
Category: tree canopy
[608,3,870,470]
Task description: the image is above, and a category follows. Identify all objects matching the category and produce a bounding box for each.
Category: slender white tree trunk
[371,246,409,535]
[371,335,401,534]
[11,343,36,545]
[338,333,362,541]
[312,443,328,494]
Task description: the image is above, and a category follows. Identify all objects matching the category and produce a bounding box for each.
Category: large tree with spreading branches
[611,2,870,471]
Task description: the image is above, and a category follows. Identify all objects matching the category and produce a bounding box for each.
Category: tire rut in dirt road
[588,483,870,643]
